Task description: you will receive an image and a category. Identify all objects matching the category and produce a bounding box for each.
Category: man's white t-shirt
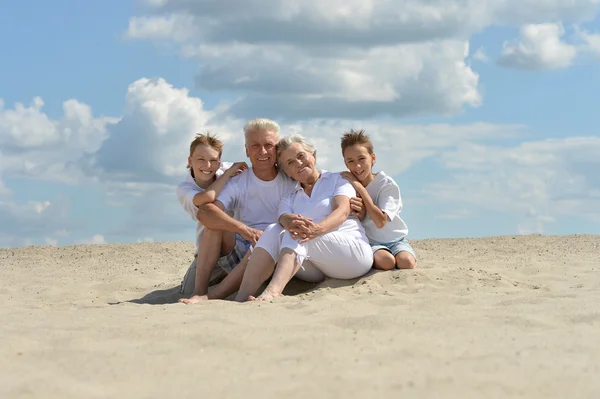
[362,171,409,244]
[176,162,232,255]
[278,171,367,241]
[217,167,298,231]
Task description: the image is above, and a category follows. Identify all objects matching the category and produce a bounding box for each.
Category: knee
[373,251,395,271]
[396,252,417,269]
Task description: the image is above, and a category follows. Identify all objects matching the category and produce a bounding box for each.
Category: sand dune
[1,235,599,398]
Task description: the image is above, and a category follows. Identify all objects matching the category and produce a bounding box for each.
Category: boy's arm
[192,162,247,207]
[351,183,388,228]
[341,172,388,228]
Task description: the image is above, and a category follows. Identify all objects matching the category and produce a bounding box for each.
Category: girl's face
[343,144,376,184]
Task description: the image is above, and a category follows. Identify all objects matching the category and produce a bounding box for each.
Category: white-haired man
[179,118,298,304]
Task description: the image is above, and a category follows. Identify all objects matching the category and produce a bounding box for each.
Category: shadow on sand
[114,269,383,306]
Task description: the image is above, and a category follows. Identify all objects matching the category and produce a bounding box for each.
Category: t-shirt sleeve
[216,178,239,213]
[377,180,402,220]
[278,192,294,217]
[333,175,357,199]
[176,182,202,221]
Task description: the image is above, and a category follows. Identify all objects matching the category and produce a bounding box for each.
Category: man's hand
[350,195,366,220]
[224,162,248,178]
[241,226,263,245]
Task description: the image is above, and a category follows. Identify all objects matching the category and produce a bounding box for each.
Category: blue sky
[1,0,599,248]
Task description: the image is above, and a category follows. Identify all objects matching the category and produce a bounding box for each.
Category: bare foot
[249,290,283,302]
[179,295,209,304]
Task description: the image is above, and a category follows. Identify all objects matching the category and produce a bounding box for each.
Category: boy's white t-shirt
[176,162,232,254]
[278,171,367,241]
[217,167,298,231]
[362,171,409,244]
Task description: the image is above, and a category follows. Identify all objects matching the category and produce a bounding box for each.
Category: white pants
[256,223,373,282]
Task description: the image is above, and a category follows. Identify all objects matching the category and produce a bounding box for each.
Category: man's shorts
[371,236,417,260]
[179,235,253,295]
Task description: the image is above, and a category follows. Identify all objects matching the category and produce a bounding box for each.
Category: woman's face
[280,142,317,183]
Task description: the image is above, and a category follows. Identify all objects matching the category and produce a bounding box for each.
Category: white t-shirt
[362,171,409,244]
[217,167,298,231]
[278,171,367,240]
[176,162,232,254]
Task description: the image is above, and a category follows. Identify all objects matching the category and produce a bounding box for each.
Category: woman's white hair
[243,118,281,140]
[276,134,317,176]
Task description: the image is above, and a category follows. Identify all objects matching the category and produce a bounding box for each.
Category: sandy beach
[1,234,599,398]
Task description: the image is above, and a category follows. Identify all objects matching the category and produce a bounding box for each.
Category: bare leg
[373,249,395,270]
[207,250,251,300]
[234,248,276,302]
[251,249,302,301]
[179,229,236,304]
[395,251,417,269]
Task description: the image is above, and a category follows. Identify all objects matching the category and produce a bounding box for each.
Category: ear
[187,156,192,168]
[371,152,376,166]
[245,145,249,158]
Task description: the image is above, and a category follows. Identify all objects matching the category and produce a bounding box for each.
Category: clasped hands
[284,214,323,243]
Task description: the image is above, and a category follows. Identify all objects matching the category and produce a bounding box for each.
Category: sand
[1,234,599,398]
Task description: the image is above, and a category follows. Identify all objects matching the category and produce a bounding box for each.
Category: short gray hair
[276,134,317,175]
[243,118,281,140]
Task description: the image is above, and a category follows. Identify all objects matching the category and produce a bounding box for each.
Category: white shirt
[176,162,232,254]
[362,171,409,244]
[217,167,298,231]
[278,171,367,240]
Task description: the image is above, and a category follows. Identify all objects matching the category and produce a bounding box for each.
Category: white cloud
[577,28,600,56]
[75,234,106,245]
[0,96,115,183]
[45,237,58,246]
[92,78,220,185]
[423,136,600,233]
[0,197,72,248]
[125,14,197,41]
[472,47,489,62]
[126,0,600,119]
[498,23,577,70]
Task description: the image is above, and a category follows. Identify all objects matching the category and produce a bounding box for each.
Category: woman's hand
[296,221,325,243]
[349,195,366,220]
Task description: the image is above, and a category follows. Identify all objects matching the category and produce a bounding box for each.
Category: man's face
[245,129,278,170]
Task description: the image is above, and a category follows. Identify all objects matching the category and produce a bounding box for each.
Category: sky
[1,0,599,248]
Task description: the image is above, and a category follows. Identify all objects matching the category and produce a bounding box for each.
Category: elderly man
[179,118,298,304]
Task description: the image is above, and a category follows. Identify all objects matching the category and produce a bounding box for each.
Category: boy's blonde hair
[340,129,374,155]
[187,132,224,169]
[243,118,281,140]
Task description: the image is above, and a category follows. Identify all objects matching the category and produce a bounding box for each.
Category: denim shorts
[371,236,416,260]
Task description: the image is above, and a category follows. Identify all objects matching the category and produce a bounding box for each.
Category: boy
[340,129,417,270]
[176,133,247,295]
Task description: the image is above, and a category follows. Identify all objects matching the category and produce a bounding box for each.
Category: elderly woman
[234,134,373,302]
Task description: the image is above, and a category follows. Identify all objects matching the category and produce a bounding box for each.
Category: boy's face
[343,144,376,183]
[188,144,221,184]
